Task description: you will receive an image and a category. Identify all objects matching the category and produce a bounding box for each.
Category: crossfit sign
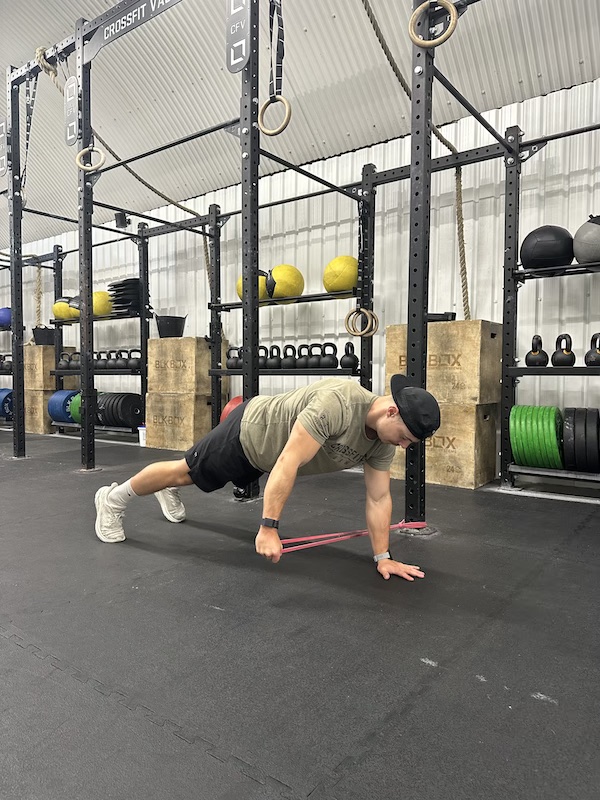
[85,0,184,63]
[226,0,251,73]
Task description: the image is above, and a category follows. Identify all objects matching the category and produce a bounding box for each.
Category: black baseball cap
[390,374,440,440]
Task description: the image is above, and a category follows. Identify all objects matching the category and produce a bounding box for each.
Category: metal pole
[76,18,96,470]
[358,164,377,391]
[137,225,150,400]
[500,126,522,485]
[208,204,223,428]
[404,1,435,523]
[7,69,25,457]
[53,246,64,390]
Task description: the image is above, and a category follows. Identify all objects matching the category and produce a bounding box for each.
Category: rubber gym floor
[1,431,599,800]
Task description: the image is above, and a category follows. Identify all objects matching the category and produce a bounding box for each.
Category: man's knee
[172,458,193,486]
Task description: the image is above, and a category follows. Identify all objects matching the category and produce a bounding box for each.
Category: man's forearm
[366,494,393,556]
[262,458,298,521]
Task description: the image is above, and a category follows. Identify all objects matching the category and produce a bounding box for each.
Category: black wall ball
[520,225,574,269]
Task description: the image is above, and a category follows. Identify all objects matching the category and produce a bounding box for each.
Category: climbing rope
[359,0,470,320]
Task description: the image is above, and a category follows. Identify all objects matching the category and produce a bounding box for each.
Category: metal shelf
[51,369,143,376]
[514,261,600,281]
[508,464,600,482]
[50,312,146,325]
[508,366,600,376]
[51,421,138,433]
[209,290,355,312]
[209,368,356,377]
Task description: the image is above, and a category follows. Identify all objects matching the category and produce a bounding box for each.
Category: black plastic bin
[156,315,186,338]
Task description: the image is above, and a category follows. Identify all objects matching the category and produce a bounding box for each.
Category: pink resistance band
[280,520,427,554]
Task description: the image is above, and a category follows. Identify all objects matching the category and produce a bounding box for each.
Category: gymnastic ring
[345,308,379,337]
[258,95,292,136]
[75,146,106,173]
[408,0,459,49]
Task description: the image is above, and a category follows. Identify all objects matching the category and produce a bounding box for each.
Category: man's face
[379,407,421,449]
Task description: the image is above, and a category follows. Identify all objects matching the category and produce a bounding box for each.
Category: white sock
[108,479,138,511]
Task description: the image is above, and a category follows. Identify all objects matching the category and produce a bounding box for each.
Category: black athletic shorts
[184,399,264,492]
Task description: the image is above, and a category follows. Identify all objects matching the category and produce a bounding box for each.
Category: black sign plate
[226,0,251,73]
[64,76,79,146]
[85,0,184,63]
[0,118,6,177]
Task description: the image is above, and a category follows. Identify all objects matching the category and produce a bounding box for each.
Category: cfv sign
[226,0,251,73]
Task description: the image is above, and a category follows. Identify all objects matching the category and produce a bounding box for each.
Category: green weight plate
[585,408,600,474]
[574,408,588,472]
[522,406,538,466]
[532,406,550,468]
[514,405,528,465]
[510,405,524,465]
[69,392,82,424]
[563,408,577,470]
[545,406,564,469]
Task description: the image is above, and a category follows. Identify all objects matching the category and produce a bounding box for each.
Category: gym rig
[3,0,600,524]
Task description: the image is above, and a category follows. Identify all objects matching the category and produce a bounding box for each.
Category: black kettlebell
[340,341,359,371]
[585,333,600,366]
[321,342,338,369]
[308,343,322,369]
[281,344,296,370]
[226,346,241,370]
[69,352,81,370]
[58,351,71,370]
[106,350,118,370]
[115,350,129,370]
[2,357,12,373]
[96,351,108,370]
[525,335,549,367]
[551,334,576,366]
[267,345,282,369]
[128,349,142,370]
[296,344,310,369]
[258,345,269,369]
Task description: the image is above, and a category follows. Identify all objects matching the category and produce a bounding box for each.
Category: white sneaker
[155,487,186,523]
[94,483,126,543]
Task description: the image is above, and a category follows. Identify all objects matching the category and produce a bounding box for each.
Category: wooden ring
[258,95,292,136]
[408,0,459,49]
[75,146,106,173]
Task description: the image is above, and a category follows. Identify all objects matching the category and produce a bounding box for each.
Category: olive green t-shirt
[239,379,395,475]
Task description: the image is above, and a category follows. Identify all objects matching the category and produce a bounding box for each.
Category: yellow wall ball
[93,291,113,316]
[236,273,268,301]
[52,299,71,320]
[268,264,304,304]
[323,255,358,293]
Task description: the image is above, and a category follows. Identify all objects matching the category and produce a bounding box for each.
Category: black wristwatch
[260,517,279,529]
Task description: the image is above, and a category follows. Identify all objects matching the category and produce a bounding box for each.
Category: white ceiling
[1,0,600,248]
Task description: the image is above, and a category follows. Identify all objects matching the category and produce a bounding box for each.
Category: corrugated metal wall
[2,79,600,410]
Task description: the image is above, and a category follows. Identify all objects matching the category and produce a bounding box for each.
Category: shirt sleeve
[297,392,346,445]
[365,441,396,471]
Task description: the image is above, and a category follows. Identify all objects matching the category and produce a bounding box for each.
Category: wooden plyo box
[385,320,502,405]
[145,392,215,452]
[24,345,79,391]
[147,337,229,395]
[24,389,54,435]
[390,402,499,490]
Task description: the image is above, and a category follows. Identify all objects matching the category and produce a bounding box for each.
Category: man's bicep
[364,462,391,501]
[279,419,322,468]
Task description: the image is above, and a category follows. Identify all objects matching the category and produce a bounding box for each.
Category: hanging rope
[359,0,470,320]
[33,47,212,279]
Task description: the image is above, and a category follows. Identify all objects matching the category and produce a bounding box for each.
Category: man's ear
[388,405,399,419]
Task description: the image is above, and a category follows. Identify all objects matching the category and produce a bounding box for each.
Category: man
[94,374,440,581]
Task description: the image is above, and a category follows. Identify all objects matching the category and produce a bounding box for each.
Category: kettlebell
[106,350,118,370]
[340,341,359,372]
[525,335,549,367]
[551,334,576,366]
[584,333,600,366]
[96,351,108,370]
[258,345,269,369]
[115,350,129,370]
[226,346,241,370]
[2,357,12,373]
[128,349,142,371]
[69,352,81,370]
[267,345,282,369]
[296,344,310,369]
[281,344,297,370]
[321,342,338,369]
[58,351,71,370]
[308,343,322,369]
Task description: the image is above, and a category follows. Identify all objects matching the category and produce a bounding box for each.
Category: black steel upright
[404,2,435,522]
[6,68,25,457]
[358,163,377,391]
[52,245,65,390]
[137,225,150,400]
[76,17,96,469]
[207,204,224,427]
[240,0,260,403]
[500,125,522,485]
